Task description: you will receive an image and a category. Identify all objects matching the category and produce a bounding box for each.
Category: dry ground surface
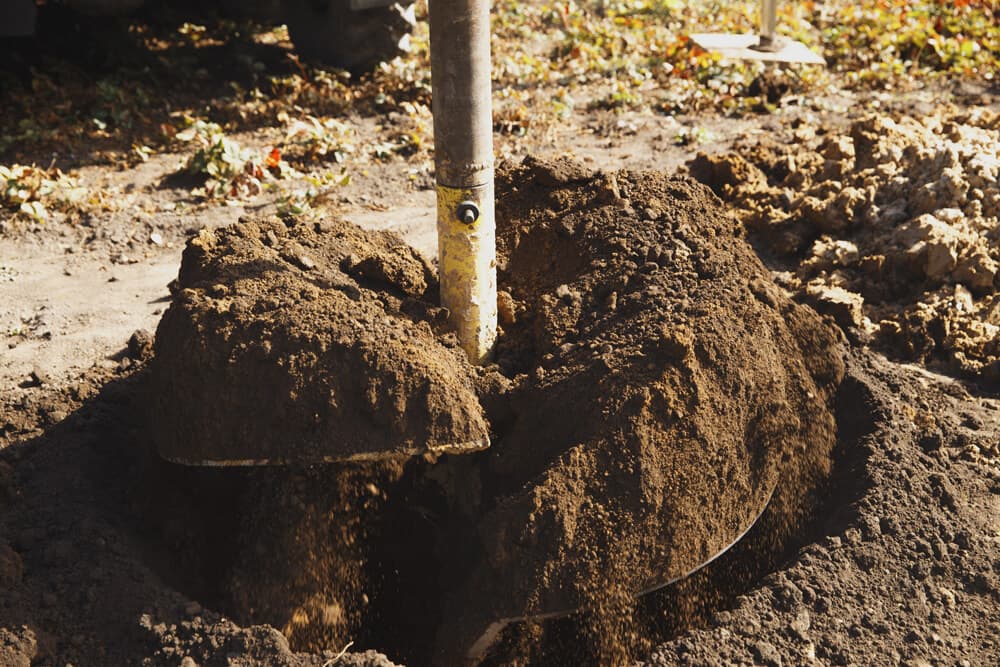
[1,1,998,666]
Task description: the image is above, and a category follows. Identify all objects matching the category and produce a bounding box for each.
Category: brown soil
[127,156,842,663]
[149,217,487,464]
[687,108,1000,390]
[3,7,999,667]
[644,354,1000,667]
[435,158,844,662]
[1,153,998,667]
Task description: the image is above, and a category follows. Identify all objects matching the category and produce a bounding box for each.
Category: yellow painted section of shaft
[436,183,497,364]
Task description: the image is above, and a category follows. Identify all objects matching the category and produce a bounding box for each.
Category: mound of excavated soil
[150,219,488,464]
[146,156,844,663]
[689,108,1000,393]
[438,158,844,661]
[4,158,998,667]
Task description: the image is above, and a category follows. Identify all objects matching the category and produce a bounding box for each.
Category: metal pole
[429,0,497,365]
[759,0,778,48]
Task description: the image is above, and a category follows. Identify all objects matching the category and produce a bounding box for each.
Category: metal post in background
[760,0,778,49]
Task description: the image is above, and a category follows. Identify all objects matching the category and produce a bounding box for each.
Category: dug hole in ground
[2,136,999,666]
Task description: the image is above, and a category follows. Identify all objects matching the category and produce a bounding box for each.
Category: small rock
[604,291,618,312]
[496,291,517,326]
[29,366,51,387]
[46,410,68,424]
[859,515,882,540]
[179,658,199,667]
[149,232,164,246]
[843,527,862,545]
[555,284,580,305]
[789,609,811,640]
[752,639,782,667]
[659,325,693,361]
[774,579,803,610]
[296,255,316,270]
[805,283,865,330]
[127,329,155,361]
[598,172,622,201]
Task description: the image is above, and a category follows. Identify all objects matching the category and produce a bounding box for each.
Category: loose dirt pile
[1,154,997,667]
[643,354,1000,667]
[143,156,844,663]
[150,218,488,465]
[437,158,844,662]
[689,108,1000,391]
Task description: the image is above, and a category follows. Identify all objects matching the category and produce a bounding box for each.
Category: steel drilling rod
[429,0,498,364]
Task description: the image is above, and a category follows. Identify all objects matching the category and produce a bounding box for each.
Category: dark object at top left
[0,0,416,71]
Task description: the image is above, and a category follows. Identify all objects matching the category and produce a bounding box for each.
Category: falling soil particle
[143,155,844,663]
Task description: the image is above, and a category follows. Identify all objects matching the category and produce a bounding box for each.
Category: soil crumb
[688,107,1000,387]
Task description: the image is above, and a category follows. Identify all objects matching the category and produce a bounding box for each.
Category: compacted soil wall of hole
[139,155,847,665]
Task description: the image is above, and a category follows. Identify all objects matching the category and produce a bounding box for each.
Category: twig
[322,641,354,667]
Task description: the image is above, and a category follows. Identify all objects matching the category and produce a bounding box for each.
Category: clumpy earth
[688,108,1000,394]
[0,156,997,667]
[142,155,843,663]
[150,217,488,465]
[435,158,844,662]
[644,354,1000,667]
